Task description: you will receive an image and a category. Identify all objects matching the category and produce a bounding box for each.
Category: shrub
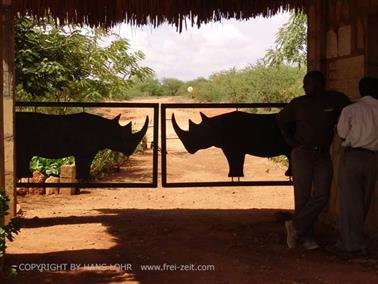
[29,156,75,176]
[90,150,129,178]
[0,193,22,259]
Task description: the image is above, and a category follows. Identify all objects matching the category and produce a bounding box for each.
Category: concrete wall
[308,0,378,232]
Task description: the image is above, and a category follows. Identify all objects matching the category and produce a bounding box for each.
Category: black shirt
[277,91,350,148]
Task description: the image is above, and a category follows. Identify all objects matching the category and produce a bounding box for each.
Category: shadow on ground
[3,209,378,284]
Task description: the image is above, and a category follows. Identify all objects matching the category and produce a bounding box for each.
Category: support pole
[1,0,16,221]
[0,3,5,231]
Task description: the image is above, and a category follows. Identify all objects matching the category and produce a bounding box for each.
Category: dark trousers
[291,146,333,239]
[338,149,377,251]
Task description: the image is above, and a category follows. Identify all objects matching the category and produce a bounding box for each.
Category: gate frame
[15,101,159,188]
[161,103,293,188]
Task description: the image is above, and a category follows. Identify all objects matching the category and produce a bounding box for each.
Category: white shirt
[337,96,378,151]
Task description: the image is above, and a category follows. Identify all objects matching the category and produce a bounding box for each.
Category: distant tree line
[127,64,305,103]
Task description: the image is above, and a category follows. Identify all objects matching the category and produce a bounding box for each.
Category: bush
[0,193,22,259]
[186,64,305,104]
[90,136,147,178]
[29,156,75,176]
[90,150,129,178]
[270,155,289,167]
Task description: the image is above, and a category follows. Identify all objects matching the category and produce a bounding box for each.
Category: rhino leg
[223,149,245,177]
[75,154,95,180]
[16,155,33,178]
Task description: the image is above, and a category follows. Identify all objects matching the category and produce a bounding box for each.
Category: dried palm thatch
[15,0,307,31]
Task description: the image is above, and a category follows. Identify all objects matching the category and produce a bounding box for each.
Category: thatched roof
[15,0,307,31]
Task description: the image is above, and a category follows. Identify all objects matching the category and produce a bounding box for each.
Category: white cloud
[110,12,290,81]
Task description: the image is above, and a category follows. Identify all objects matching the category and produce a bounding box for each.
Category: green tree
[160,78,184,96]
[185,64,305,104]
[264,12,307,68]
[245,63,305,102]
[139,77,164,97]
[15,17,153,102]
[15,17,153,179]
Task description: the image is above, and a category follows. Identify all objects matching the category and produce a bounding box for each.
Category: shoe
[302,240,320,250]
[285,220,298,248]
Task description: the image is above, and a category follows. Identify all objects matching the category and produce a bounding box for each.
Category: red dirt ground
[2,97,378,284]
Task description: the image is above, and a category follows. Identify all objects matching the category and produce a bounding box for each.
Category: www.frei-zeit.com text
[16,263,216,272]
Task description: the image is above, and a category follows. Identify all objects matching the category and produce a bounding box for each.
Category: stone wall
[17,165,79,196]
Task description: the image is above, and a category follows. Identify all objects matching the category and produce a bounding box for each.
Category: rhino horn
[172,113,196,154]
[128,116,149,155]
[133,116,149,141]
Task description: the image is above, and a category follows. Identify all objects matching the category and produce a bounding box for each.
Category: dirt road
[3,97,378,284]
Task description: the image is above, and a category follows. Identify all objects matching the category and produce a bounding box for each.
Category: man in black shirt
[277,70,350,250]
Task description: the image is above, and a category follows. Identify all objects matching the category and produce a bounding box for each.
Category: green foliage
[90,150,128,178]
[270,155,289,167]
[180,12,307,104]
[15,16,152,179]
[264,11,307,68]
[90,135,147,178]
[128,62,305,104]
[0,193,22,258]
[29,156,75,176]
[16,17,153,102]
[28,153,133,179]
[182,64,305,103]
[127,77,185,98]
[160,78,184,96]
[139,77,165,97]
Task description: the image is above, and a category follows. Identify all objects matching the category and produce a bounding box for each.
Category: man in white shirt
[332,77,378,257]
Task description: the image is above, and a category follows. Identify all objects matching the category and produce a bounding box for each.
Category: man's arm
[277,101,300,148]
[337,108,351,141]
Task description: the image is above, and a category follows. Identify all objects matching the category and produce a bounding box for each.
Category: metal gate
[15,101,293,188]
[15,101,159,188]
[161,103,293,188]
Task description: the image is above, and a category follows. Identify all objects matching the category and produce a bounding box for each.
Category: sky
[108,12,290,81]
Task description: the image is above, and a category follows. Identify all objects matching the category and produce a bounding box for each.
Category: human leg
[293,152,332,235]
[338,151,366,252]
[362,153,377,219]
[286,147,313,247]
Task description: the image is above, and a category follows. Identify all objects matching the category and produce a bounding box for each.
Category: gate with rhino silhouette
[15,101,294,188]
[161,103,293,188]
[15,101,159,188]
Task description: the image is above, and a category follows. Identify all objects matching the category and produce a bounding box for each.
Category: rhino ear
[200,112,209,122]
[113,114,121,123]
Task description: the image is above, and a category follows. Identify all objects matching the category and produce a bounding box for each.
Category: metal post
[161,105,167,187]
[152,104,159,187]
